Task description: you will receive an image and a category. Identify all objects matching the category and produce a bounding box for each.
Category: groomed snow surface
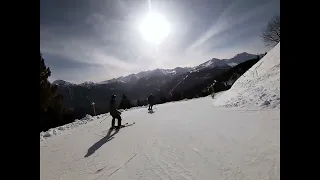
[214,43,280,109]
[41,100,279,180]
[41,44,280,180]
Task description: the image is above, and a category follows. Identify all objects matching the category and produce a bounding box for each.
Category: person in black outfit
[109,94,122,129]
[148,94,155,110]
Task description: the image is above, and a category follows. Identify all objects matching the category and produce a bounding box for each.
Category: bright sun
[139,12,170,45]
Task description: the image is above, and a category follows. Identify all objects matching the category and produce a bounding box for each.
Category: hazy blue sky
[40,0,279,84]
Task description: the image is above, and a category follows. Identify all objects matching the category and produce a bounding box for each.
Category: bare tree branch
[261,15,280,47]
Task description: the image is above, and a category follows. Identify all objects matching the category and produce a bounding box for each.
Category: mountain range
[54,52,258,86]
[53,52,261,117]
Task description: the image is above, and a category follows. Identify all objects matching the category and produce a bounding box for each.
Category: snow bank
[214,43,280,109]
[40,103,180,142]
[40,114,101,141]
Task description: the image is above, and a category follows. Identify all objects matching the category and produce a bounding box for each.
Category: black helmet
[111,94,116,99]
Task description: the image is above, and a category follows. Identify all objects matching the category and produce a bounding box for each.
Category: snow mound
[214,43,280,109]
[40,114,99,141]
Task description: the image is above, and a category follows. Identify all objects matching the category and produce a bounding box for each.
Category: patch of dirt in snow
[214,43,280,109]
[40,114,103,141]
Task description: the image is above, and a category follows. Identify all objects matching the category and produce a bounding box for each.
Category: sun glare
[139,12,170,45]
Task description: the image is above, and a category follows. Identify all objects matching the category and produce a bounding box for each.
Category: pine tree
[40,53,69,131]
[137,98,143,106]
[40,53,52,112]
[118,94,133,109]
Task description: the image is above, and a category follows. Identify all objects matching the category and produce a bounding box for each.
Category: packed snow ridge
[214,43,280,109]
[40,114,96,141]
[40,106,151,141]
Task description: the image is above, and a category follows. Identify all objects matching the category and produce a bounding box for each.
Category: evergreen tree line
[40,53,137,132]
[40,53,75,132]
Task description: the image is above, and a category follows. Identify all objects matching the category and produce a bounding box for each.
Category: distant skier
[109,94,122,129]
[147,94,155,110]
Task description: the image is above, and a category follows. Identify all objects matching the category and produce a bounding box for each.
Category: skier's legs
[111,116,115,127]
[118,116,122,127]
[115,113,122,128]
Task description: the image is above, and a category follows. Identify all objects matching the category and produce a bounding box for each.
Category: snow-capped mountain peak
[225,52,258,66]
[98,67,192,85]
[52,80,75,87]
[196,58,221,69]
[56,52,260,86]
[78,81,95,87]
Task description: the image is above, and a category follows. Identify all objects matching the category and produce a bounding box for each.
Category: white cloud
[41,0,279,83]
[187,0,276,52]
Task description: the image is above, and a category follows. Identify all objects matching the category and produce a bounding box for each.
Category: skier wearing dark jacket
[148,94,155,110]
[110,94,122,129]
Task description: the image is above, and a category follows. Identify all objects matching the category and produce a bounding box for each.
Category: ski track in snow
[41,97,280,180]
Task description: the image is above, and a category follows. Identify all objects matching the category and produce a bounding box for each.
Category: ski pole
[100,114,110,123]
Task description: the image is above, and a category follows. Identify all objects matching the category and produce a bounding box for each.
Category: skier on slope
[109,94,122,129]
[147,94,155,110]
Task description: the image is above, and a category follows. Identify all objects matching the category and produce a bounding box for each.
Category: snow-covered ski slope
[214,43,280,109]
[41,43,280,180]
[41,97,280,180]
